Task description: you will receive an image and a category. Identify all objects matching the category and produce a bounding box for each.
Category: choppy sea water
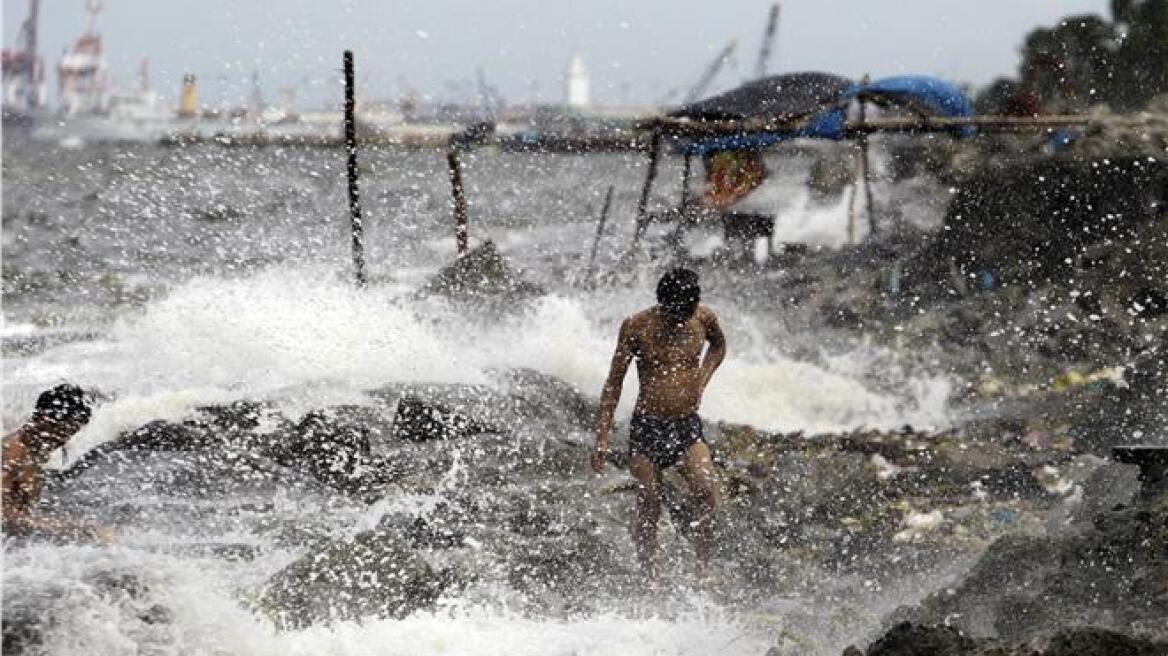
[3,141,956,655]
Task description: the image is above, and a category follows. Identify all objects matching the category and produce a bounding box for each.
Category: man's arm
[2,443,110,543]
[698,308,727,391]
[592,319,636,473]
[2,439,36,525]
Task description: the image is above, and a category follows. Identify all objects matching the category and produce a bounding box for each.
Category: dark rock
[1,585,61,655]
[905,157,1168,295]
[1043,626,1168,656]
[419,240,544,310]
[496,368,600,431]
[194,204,243,222]
[112,420,215,452]
[900,495,1168,644]
[256,528,448,628]
[392,395,485,442]
[277,409,396,494]
[84,569,149,601]
[138,604,173,626]
[864,622,977,656]
[403,516,465,549]
[1069,461,1140,526]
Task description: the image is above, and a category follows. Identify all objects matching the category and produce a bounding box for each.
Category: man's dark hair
[657,268,701,319]
[34,384,92,425]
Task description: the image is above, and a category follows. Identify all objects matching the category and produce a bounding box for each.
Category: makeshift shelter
[671,73,975,155]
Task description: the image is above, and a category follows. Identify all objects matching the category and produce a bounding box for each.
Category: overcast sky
[5,0,1112,110]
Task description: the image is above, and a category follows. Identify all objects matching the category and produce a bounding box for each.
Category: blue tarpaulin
[675,74,974,156]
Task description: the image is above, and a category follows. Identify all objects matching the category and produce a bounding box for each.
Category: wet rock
[377,508,467,549]
[277,409,397,494]
[64,402,294,477]
[1069,461,1140,526]
[84,569,149,601]
[391,395,485,442]
[1,584,61,655]
[1043,626,1168,656]
[419,240,544,310]
[901,494,1168,644]
[112,420,215,452]
[193,204,243,222]
[907,157,1168,295]
[495,368,600,431]
[256,528,448,628]
[863,622,977,656]
[507,531,619,596]
[403,516,465,549]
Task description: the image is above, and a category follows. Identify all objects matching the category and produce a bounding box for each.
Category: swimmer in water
[3,384,111,543]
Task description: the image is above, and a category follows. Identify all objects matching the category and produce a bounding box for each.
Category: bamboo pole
[586,185,615,280]
[638,113,1098,139]
[858,89,876,239]
[446,147,470,258]
[342,50,367,287]
[628,130,663,257]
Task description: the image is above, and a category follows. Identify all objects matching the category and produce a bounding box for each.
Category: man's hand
[590,447,608,474]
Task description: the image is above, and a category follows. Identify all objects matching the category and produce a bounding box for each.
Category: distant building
[178,73,198,118]
[565,55,590,108]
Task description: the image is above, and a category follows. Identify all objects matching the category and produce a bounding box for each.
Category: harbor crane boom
[754,3,780,79]
[682,40,737,105]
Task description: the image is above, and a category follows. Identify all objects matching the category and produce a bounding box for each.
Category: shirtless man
[591,268,726,578]
[3,384,109,542]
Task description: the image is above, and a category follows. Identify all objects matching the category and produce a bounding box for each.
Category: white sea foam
[3,264,951,458]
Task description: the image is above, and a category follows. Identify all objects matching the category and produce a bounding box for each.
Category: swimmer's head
[657,268,700,322]
[32,384,92,444]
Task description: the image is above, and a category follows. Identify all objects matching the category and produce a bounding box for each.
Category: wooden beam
[628,130,663,258]
[446,147,470,258]
[342,50,367,287]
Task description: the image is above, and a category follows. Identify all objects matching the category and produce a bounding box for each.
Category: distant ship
[30,0,176,144]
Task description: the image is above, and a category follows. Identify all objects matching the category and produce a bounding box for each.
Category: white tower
[565,55,590,108]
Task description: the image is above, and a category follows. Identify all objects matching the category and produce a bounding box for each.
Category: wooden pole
[861,132,876,239]
[858,90,876,239]
[629,130,662,257]
[447,146,470,258]
[680,153,692,210]
[343,50,367,287]
[586,185,615,280]
[846,166,858,246]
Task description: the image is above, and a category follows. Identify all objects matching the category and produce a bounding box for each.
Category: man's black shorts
[629,413,704,469]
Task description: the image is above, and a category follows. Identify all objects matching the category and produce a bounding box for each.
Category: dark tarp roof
[669,72,854,123]
[672,73,976,155]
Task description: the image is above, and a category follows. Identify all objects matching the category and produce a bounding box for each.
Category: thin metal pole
[586,185,615,280]
[343,50,367,287]
[629,130,662,256]
[754,3,780,79]
[447,147,470,258]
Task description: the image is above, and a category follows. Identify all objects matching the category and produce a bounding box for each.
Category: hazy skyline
[5,0,1111,110]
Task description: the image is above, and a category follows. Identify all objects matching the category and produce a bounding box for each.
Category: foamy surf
[4,265,951,455]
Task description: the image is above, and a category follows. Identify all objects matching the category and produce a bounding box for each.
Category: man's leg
[629,454,661,578]
[681,441,721,576]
